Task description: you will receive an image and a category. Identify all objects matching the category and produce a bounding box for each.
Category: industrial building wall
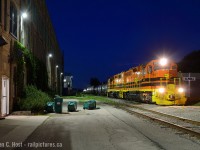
[0,0,21,116]
[0,0,63,116]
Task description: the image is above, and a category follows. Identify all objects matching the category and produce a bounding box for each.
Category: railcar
[84,84,107,96]
[107,58,187,105]
[85,86,94,94]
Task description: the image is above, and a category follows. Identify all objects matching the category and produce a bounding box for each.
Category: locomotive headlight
[178,87,184,93]
[158,87,165,93]
[159,58,168,66]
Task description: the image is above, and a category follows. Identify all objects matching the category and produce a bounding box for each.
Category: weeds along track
[119,104,200,139]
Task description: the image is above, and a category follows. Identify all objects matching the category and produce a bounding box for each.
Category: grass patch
[193,102,200,106]
[63,95,127,107]
[63,95,110,102]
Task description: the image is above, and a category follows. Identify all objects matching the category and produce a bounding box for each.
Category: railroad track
[118,104,200,139]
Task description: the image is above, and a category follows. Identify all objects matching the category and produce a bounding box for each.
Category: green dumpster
[54,97,63,113]
[68,101,77,112]
[83,100,96,110]
[83,102,89,109]
[90,100,96,109]
[46,102,55,113]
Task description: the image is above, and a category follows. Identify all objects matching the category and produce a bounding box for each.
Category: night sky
[46,0,200,89]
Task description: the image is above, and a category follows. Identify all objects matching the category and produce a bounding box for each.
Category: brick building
[0,0,63,116]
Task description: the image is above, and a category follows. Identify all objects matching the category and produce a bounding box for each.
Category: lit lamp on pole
[55,65,59,91]
[55,65,59,78]
[47,53,53,88]
[21,12,28,44]
[22,12,28,19]
[56,65,59,77]
[48,53,52,58]
[60,72,63,95]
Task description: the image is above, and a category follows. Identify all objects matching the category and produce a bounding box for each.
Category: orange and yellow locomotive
[107,58,186,105]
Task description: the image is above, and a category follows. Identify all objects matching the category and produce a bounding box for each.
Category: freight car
[84,84,107,96]
[107,58,187,105]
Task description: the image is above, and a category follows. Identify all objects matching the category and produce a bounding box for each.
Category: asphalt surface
[1,99,200,150]
[0,116,48,150]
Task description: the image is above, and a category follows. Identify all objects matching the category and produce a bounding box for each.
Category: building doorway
[1,77,9,116]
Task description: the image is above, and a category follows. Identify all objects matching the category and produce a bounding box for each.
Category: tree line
[178,50,200,73]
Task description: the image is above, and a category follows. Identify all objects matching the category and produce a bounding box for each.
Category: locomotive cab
[147,58,186,105]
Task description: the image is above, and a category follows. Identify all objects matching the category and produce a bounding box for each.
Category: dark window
[4,0,6,30]
[148,66,152,74]
[10,3,17,37]
[0,0,2,23]
[154,62,170,71]
[142,67,146,76]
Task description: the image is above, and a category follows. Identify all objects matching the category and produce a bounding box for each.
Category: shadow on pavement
[15,116,72,150]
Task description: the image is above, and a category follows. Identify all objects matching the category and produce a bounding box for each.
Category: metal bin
[68,101,77,112]
[54,97,63,113]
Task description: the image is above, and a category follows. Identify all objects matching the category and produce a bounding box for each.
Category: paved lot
[0,115,48,149]
[0,99,200,150]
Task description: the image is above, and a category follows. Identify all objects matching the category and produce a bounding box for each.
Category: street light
[48,53,52,58]
[22,12,28,19]
[60,72,63,95]
[55,65,59,92]
[47,53,53,88]
[20,12,28,44]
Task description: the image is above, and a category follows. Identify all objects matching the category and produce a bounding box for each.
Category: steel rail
[125,104,200,126]
[119,106,200,139]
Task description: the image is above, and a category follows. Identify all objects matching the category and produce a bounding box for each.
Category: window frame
[10,2,18,38]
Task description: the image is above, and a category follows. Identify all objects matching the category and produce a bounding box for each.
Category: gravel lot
[107,97,200,122]
[136,104,200,122]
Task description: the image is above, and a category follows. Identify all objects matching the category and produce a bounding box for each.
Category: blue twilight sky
[46,0,200,89]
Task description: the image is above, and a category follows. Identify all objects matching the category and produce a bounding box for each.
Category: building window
[4,0,7,30]
[148,66,152,74]
[10,3,17,37]
[0,0,2,23]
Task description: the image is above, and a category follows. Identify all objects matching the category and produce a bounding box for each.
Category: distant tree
[90,77,101,87]
[178,50,200,72]
[102,81,107,84]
